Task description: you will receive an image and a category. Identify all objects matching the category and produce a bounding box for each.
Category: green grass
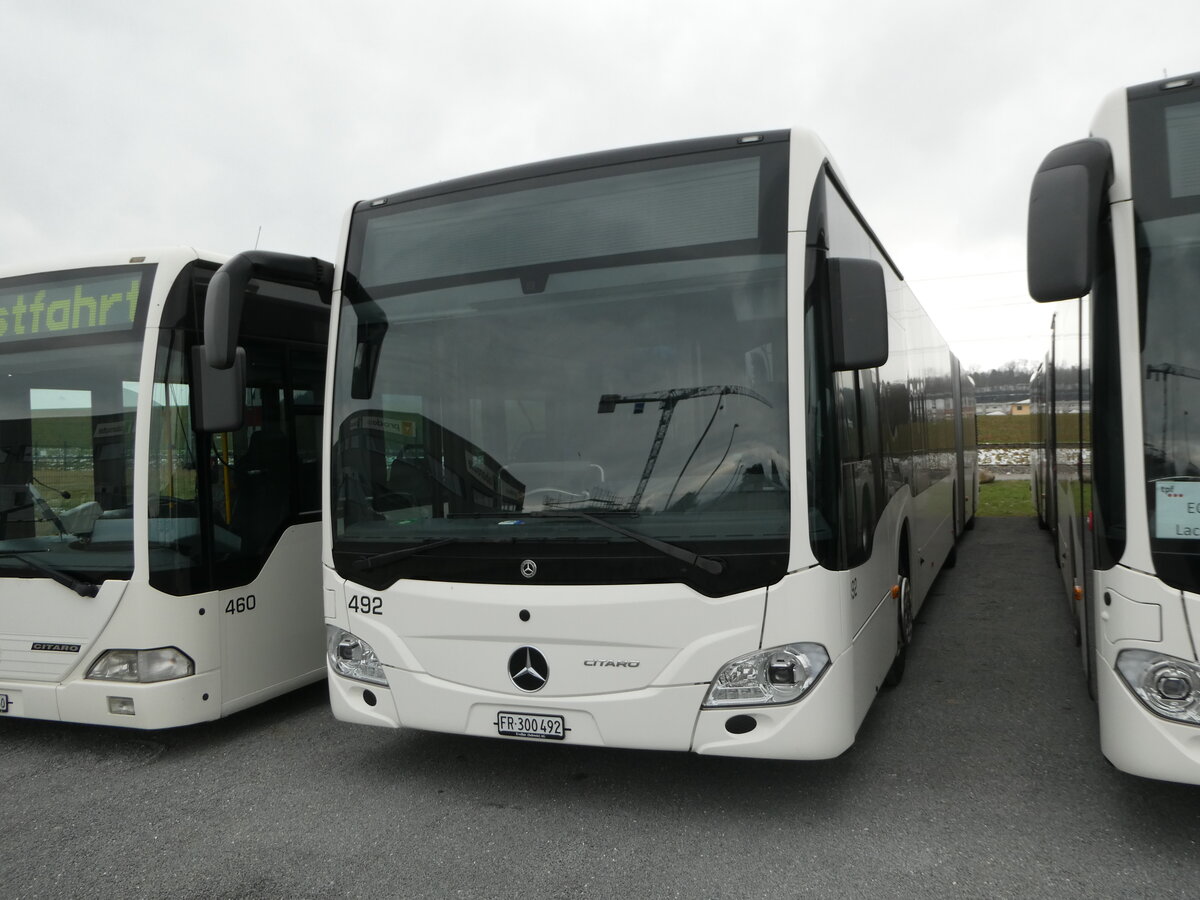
[974,413,1091,445]
[975,415,1033,444]
[977,480,1035,517]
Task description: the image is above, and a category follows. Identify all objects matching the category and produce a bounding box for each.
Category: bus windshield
[0,264,151,582]
[1136,96,1200,592]
[0,338,142,581]
[332,143,791,582]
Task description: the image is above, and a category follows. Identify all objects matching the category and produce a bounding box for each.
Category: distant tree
[968,360,1036,392]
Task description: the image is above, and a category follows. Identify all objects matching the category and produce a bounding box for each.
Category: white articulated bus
[1028,71,1200,784]
[243,130,974,757]
[0,248,331,728]
[1028,356,1051,530]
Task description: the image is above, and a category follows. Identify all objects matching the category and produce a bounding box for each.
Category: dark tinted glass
[1132,84,1200,592]
[335,141,790,596]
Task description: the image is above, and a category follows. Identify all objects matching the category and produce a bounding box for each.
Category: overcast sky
[3,1,1198,370]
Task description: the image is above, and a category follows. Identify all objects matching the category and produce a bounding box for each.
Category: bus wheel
[884,573,913,687]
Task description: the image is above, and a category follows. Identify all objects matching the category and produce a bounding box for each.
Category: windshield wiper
[0,551,99,598]
[350,538,459,571]
[515,510,725,576]
[350,512,724,577]
[449,508,639,518]
[350,536,517,571]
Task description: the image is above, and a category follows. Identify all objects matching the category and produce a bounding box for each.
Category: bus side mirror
[193,254,255,433]
[1027,137,1112,302]
[193,251,334,432]
[829,257,888,371]
[192,345,246,433]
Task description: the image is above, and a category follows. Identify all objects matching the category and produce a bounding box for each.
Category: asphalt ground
[3,516,1199,899]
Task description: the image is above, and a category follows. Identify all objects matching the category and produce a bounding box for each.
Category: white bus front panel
[325,563,894,758]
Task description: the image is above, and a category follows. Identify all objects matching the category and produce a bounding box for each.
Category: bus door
[150,270,328,712]
[213,343,326,712]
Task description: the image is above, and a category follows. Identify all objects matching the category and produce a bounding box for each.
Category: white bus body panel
[1095,565,1200,785]
[1110,199,1153,575]
[787,128,840,234]
[0,246,218,285]
[1091,87,1133,203]
[1097,663,1200,785]
[0,579,126,683]
[327,553,909,758]
[784,232,815,573]
[0,526,322,730]
[218,522,325,717]
[328,572,765,751]
[333,576,765,688]
[1,575,220,727]
[320,207,353,576]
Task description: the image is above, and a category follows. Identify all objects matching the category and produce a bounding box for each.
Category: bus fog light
[703,643,829,708]
[1115,649,1200,725]
[87,647,194,683]
[107,696,135,716]
[327,625,387,686]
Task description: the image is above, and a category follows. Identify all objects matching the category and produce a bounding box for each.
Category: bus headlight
[703,643,829,708]
[327,625,387,686]
[1115,649,1200,725]
[86,647,194,683]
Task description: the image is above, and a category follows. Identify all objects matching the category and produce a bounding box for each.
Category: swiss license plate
[496,711,565,741]
[0,693,9,714]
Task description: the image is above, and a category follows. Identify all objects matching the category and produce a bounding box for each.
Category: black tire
[1085,590,1098,702]
[883,646,907,688]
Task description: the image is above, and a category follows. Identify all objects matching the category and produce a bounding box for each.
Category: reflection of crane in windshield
[1146,363,1200,476]
[597,385,771,511]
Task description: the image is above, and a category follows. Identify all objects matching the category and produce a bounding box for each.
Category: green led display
[0,267,147,345]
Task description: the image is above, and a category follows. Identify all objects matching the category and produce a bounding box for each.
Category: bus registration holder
[496,711,565,740]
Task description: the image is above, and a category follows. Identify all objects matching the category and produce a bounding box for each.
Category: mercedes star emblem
[508,646,549,692]
[520,559,538,579]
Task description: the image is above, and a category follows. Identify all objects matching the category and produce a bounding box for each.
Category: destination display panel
[0,265,153,345]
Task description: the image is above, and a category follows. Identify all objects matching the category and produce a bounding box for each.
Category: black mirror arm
[203,251,335,369]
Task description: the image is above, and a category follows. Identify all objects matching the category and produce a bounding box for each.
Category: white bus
[246,130,974,758]
[0,248,331,728]
[1028,71,1200,783]
[1028,356,1051,530]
